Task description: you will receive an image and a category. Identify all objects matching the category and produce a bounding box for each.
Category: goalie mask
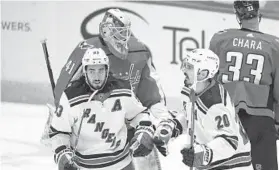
[82,48,110,91]
[233,0,261,25]
[99,8,132,60]
[181,49,219,89]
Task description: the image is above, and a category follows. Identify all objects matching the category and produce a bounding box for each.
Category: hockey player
[43,8,174,170]
[154,49,253,170]
[49,48,155,170]
[209,1,279,169]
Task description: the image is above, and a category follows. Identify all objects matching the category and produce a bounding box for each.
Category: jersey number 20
[222,52,265,85]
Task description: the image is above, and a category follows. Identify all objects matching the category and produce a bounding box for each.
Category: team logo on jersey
[128,64,141,86]
[78,40,94,50]
[83,108,91,118]
[86,112,122,149]
[55,105,63,117]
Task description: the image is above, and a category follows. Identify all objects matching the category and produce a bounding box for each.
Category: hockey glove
[181,144,213,168]
[55,146,78,170]
[130,121,155,157]
[153,119,176,156]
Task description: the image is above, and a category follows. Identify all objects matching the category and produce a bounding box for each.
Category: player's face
[182,62,195,86]
[85,65,107,89]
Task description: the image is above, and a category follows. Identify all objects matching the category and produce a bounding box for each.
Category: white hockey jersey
[49,77,150,170]
[181,80,252,169]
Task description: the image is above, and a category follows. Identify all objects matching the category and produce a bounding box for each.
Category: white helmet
[181,49,219,84]
[82,48,110,90]
[99,8,132,59]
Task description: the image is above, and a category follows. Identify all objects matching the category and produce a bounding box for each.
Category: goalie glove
[153,119,176,156]
[180,144,213,168]
[54,146,78,170]
[130,121,155,157]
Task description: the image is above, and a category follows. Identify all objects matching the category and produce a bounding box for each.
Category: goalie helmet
[82,48,110,90]
[99,8,132,60]
[233,0,261,22]
[181,49,219,85]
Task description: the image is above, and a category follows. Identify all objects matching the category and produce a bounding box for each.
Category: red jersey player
[209,1,279,169]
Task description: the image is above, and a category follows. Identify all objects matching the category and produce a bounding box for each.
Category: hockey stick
[189,88,197,170]
[40,39,57,147]
[188,68,198,170]
[41,39,55,98]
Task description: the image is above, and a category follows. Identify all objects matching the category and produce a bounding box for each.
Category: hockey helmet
[82,48,110,90]
[181,49,219,87]
[99,8,132,60]
[233,0,261,22]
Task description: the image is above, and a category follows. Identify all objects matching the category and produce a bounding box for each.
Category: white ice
[1,102,279,170]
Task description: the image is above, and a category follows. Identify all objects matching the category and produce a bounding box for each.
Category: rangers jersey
[209,28,279,120]
[181,80,252,169]
[54,36,165,112]
[49,76,150,170]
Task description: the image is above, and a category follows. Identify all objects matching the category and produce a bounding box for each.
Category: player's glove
[55,146,78,170]
[130,121,155,157]
[153,118,176,156]
[181,144,213,168]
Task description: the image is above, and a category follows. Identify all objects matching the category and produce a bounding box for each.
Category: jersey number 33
[221,51,265,85]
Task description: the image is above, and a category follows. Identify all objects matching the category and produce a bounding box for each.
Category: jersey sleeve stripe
[196,102,207,115]
[74,141,130,168]
[181,89,208,114]
[218,84,228,106]
[109,93,132,98]
[69,94,90,103]
[181,89,190,97]
[204,152,251,170]
[197,98,209,112]
[215,134,239,150]
[70,99,88,107]
[111,89,131,94]
[49,126,71,138]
